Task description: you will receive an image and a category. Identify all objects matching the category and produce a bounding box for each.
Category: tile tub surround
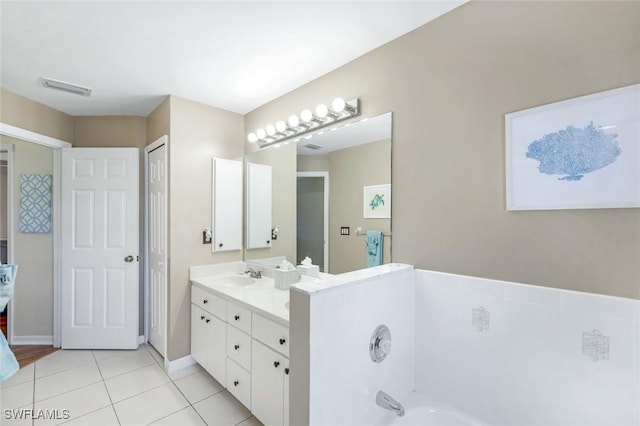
[414,270,640,426]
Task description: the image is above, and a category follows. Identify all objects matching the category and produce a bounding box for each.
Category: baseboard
[11,335,54,345]
[137,335,145,345]
[165,354,196,374]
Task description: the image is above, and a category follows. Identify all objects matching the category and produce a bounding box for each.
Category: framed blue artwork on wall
[505,83,640,210]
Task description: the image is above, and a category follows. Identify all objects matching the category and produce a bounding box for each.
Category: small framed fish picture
[363,184,391,218]
[505,83,640,210]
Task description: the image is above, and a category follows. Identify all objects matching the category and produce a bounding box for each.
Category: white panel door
[61,148,139,349]
[212,158,242,252]
[148,144,167,355]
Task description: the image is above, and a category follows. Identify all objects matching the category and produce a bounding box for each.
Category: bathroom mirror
[244,112,392,274]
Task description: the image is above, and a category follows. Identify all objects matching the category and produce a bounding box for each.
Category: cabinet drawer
[227,301,251,334]
[191,285,226,320]
[252,314,289,357]
[227,326,251,371]
[227,358,251,410]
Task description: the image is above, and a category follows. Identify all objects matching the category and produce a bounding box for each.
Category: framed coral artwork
[363,184,391,218]
[505,83,640,210]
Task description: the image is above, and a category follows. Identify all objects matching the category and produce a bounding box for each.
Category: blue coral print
[526,121,621,181]
[369,194,385,210]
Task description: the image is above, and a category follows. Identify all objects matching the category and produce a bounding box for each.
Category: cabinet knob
[285,368,290,375]
[279,338,286,345]
[273,361,280,368]
[234,344,240,350]
[205,318,210,323]
[267,240,270,244]
[203,299,208,304]
[233,380,239,387]
[219,243,224,247]
[200,315,205,320]
[234,315,240,321]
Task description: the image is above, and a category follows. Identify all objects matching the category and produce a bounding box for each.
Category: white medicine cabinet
[246,162,272,249]
[212,158,243,252]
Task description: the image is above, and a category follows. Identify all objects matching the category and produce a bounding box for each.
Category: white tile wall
[307,265,414,426]
[414,269,640,426]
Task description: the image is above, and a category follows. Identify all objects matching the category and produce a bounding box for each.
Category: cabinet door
[252,340,285,426]
[212,158,242,252]
[204,315,227,386]
[246,162,272,249]
[190,305,208,369]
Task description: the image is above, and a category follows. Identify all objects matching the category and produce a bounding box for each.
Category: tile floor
[1,344,263,426]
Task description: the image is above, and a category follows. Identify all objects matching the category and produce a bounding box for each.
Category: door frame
[0,123,71,347]
[144,135,168,359]
[296,171,329,273]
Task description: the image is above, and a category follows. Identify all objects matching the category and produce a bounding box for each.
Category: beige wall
[246,1,640,299]
[147,97,170,145]
[0,88,73,142]
[167,96,245,360]
[4,136,55,336]
[245,142,297,263]
[0,166,6,240]
[329,140,391,274]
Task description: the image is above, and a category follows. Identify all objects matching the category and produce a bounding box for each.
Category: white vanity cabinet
[251,313,290,426]
[190,287,227,385]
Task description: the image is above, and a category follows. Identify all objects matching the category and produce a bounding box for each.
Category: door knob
[124,255,134,263]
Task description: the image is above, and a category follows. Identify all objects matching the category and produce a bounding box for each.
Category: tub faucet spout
[376,391,405,417]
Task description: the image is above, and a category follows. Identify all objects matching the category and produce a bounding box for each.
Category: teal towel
[365,230,383,267]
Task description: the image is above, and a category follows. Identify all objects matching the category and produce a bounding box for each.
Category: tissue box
[274,269,300,290]
[297,264,319,278]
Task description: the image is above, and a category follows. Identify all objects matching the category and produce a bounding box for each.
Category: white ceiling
[0,1,466,117]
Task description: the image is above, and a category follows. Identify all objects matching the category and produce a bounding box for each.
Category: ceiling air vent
[42,77,92,96]
[303,143,323,150]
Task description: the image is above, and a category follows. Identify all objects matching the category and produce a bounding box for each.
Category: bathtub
[375,392,488,426]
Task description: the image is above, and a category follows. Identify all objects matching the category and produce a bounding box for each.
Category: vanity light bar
[247,97,360,148]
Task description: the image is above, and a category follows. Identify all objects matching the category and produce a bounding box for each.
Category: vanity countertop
[191,273,291,326]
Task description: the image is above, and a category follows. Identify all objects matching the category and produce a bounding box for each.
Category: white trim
[1,124,71,347]
[138,335,145,345]
[11,335,54,345]
[165,354,197,374]
[0,144,15,344]
[296,171,329,273]
[52,150,62,348]
[144,135,168,359]
[0,123,71,149]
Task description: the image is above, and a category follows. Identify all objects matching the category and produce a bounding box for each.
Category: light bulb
[275,120,287,133]
[266,124,276,136]
[315,104,328,118]
[256,128,266,140]
[331,97,346,113]
[247,132,258,143]
[300,109,314,123]
[288,114,300,127]
[304,134,313,140]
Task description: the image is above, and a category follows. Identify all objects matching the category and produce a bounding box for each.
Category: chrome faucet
[244,268,262,279]
[376,391,405,417]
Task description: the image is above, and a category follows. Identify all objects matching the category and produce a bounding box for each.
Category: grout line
[31,362,36,426]
[92,350,122,426]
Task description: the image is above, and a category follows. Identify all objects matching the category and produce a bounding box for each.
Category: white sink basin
[209,276,256,287]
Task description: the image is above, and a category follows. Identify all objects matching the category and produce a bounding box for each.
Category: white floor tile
[168,363,203,381]
[104,363,170,402]
[97,348,156,379]
[35,350,96,379]
[33,382,111,426]
[174,370,224,404]
[1,363,34,388]
[237,417,264,426]
[193,390,251,426]
[151,407,206,426]
[60,406,119,426]
[1,380,34,410]
[113,382,189,426]
[35,363,102,402]
[146,345,165,365]
[92,349,131,362]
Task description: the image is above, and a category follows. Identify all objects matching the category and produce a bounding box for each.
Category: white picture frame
[505,83,640,211]
[363,184,391,218]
